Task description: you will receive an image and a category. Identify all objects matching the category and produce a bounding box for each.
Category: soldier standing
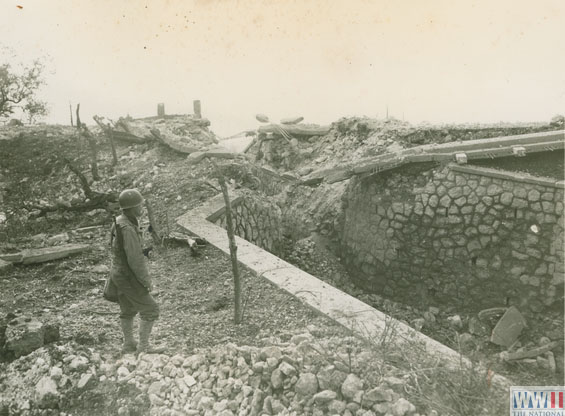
[110,189,163,354]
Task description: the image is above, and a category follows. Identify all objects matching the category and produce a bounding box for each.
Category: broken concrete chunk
[280,116,304,125]
[490,306,527,347]
[35,376,60,409]
[186,152,206,165]
[204,147,236,159]
[21,244,90,265]
[5,317,44,357]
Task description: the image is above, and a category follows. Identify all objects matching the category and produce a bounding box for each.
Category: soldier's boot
[137,320,166,354]
[120,318,137,354]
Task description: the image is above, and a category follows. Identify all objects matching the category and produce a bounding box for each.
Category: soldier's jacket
[110,214,152,293]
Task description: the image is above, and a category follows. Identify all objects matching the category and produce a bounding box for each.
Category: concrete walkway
[176,193,505,381]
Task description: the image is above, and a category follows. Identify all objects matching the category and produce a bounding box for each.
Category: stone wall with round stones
[340,162,564,317]
[214,192,283,255]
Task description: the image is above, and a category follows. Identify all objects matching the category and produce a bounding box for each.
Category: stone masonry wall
[214,192,283,255]
[341,163,564,317]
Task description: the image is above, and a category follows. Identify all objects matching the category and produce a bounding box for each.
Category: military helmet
[118,189,144,209]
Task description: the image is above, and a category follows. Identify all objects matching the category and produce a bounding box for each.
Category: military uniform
[111,213,159,322]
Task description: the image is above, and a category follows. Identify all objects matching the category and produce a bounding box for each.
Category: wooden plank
[21,244,90,265]
[0,253,23,263]
[500,341,560,361]
[258,124,330,136]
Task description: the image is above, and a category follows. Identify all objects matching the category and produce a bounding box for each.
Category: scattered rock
[363,386,393,407]
[5,316,44,357]
[35,376,59,409]
[446,315,463,329]
[457,333,476,352]
[468,316,489,337]
[313,390,337,405]
[270,368,283,389]
[390,398,416,416]
[295,372,318,396]
[278,361,297,377]
[341,373,363,400]
[77,373,94,390]
[69,355,89,372]
[91,264,110,274]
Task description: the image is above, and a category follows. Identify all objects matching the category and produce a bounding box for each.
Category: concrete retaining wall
[341,163,564,317]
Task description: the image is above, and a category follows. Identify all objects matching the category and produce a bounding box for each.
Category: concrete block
[490,306,527,347]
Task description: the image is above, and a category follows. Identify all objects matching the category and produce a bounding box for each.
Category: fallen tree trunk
[258,123,330,137]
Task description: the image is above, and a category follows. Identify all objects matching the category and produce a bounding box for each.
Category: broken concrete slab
[490,306,527,347]
[186,152,207,165]
[280,116,304,125]
[21,244,90,265]
[204,147,236,159]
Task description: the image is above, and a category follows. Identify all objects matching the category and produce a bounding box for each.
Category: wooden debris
[490,306,526,347]
[93,115,149,144]
[0,253,23,263]
[258,123,330,137]
[72,225,105,234]
[163,232,207,256]
[478,307,507,322]
[546,351,556,373]
[21,244,90,265]
[500,341,559,361]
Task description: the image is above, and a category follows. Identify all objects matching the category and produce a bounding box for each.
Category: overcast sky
[2,0,564,137]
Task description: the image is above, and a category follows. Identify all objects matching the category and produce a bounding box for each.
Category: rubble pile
[281,237,565,375]
[0,330,426,416]
[98,115,220,154]
[249,116,558,174]
[0,125,76,142]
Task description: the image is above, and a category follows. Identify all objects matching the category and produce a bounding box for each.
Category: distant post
[193,100,201,119]
[157,103,165,118]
